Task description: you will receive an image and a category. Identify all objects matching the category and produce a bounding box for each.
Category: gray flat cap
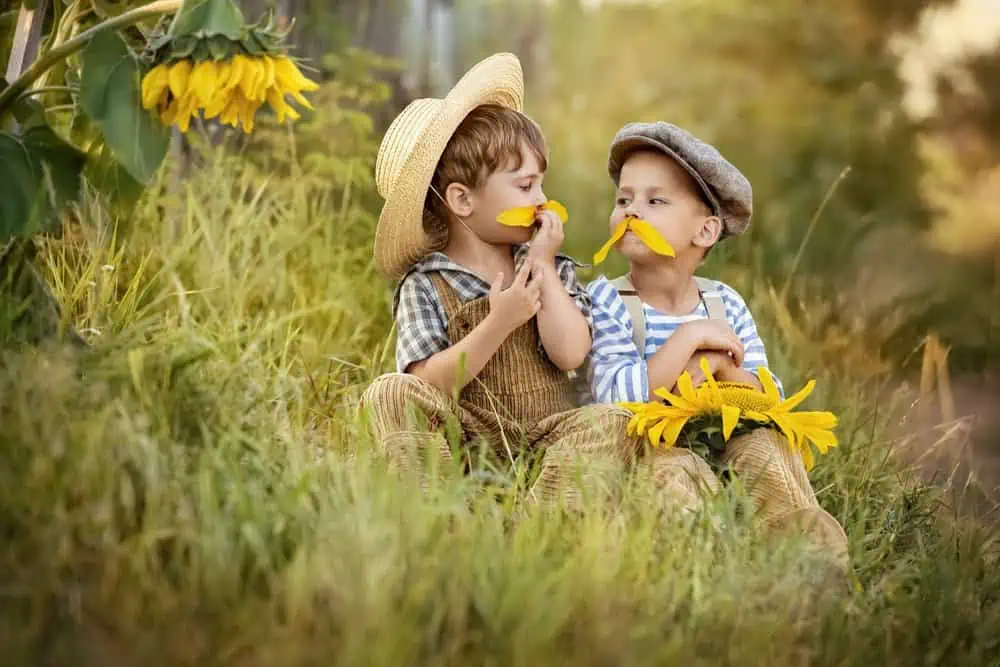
[608,122,752,237]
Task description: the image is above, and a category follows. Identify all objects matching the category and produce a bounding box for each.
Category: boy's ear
[693,216,723,249]
[444,182,475,218]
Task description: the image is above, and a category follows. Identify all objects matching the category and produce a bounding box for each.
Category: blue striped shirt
[586,275,783,404]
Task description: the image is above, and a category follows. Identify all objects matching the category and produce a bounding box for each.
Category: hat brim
[374,54,524,279]
[609,136,722,220]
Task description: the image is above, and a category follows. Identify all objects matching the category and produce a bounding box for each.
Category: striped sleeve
[719,283,785,398]
[585,276,649,404]
[393,273,450,373]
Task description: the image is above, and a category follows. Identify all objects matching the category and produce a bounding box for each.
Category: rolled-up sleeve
[393,274,450,373]
[586,277,649,404]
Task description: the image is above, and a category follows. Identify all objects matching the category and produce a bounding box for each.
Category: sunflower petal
[266,88,300,123]
[659,415,690,446]
[544,200,568,223]
[721,404,741,440]
[778,379,816,412]
[593,220,628,264]
[676,371,698,402]
[141,63,170,110]
[496,205,537,227]
[167,59,192,99]
[648,418,669,446]
[629,220,676,257]
[757,367,782,403]
[801,444,816,471]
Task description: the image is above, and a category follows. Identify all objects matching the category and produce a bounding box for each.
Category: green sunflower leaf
[80,30,170,185]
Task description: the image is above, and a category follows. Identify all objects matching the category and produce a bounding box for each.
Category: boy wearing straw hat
[585,121,850,572]
[360,53,637,506]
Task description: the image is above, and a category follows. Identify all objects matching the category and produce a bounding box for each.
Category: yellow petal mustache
[592,218,676,264]
[496,200,569,227]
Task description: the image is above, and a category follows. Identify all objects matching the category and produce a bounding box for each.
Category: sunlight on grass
[0,143,998,666]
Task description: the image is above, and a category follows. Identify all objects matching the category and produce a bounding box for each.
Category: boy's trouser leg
[527,405,638,510]
[722,428,849,570]
[646,447,721,515]
[360,373,462,485]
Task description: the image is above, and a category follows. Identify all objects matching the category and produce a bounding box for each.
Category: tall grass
[1,140,998,666]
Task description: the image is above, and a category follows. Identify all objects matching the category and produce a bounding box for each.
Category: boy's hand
[677,320,744,367]
[526,209,565,265]
[681,350,737,387]
[489,259,543,331]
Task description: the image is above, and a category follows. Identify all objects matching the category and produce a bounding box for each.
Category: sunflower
[141,53,317,133]
[139,0,318,133]
[593,215,675,264]
[622,357,839,470]
[496,200,569,227]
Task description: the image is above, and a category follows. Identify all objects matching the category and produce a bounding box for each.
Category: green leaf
[168,0,246,41]
[80,30,169,185]
[0,125,86,242]
[22,125,87,208]
[84,141,145,216]
[208,34,231,60]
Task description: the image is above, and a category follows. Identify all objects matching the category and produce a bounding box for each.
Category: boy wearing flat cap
[586,121,850,571]
[360,53,638,507]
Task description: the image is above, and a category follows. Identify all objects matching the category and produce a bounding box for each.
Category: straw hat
[373,53,525,279]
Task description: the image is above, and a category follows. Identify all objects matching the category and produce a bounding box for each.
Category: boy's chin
[491,225,534,246]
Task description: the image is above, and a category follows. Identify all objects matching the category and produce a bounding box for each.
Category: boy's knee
[362,373,436,410]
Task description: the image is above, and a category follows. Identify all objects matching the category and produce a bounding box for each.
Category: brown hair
[422,104,548,249]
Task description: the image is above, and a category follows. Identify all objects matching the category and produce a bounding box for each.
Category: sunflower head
[620,361,839,470]
[139,0,318,134]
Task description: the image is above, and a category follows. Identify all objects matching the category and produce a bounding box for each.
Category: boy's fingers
[490,272,505,294]
[515,259,533,285]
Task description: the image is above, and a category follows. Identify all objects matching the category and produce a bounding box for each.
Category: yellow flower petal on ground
[593,220,628,264]
[141,63,170,110]
[629,219,676,257]
[167,59,192,99]
[496,205,537,227]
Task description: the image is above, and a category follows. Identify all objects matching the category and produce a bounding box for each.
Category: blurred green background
[234,0,1000,377]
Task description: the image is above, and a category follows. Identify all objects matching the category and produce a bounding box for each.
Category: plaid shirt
[392,245,593,373]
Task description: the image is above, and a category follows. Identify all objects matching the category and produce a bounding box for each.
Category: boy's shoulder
[584,273,747,314]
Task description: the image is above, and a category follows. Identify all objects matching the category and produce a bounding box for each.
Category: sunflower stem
[0,0,183,116]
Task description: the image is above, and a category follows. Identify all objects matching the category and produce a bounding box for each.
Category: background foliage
[2,0,1000,664]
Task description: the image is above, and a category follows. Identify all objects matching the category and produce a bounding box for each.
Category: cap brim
[374,54,524,279]
[609,136,722,219]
